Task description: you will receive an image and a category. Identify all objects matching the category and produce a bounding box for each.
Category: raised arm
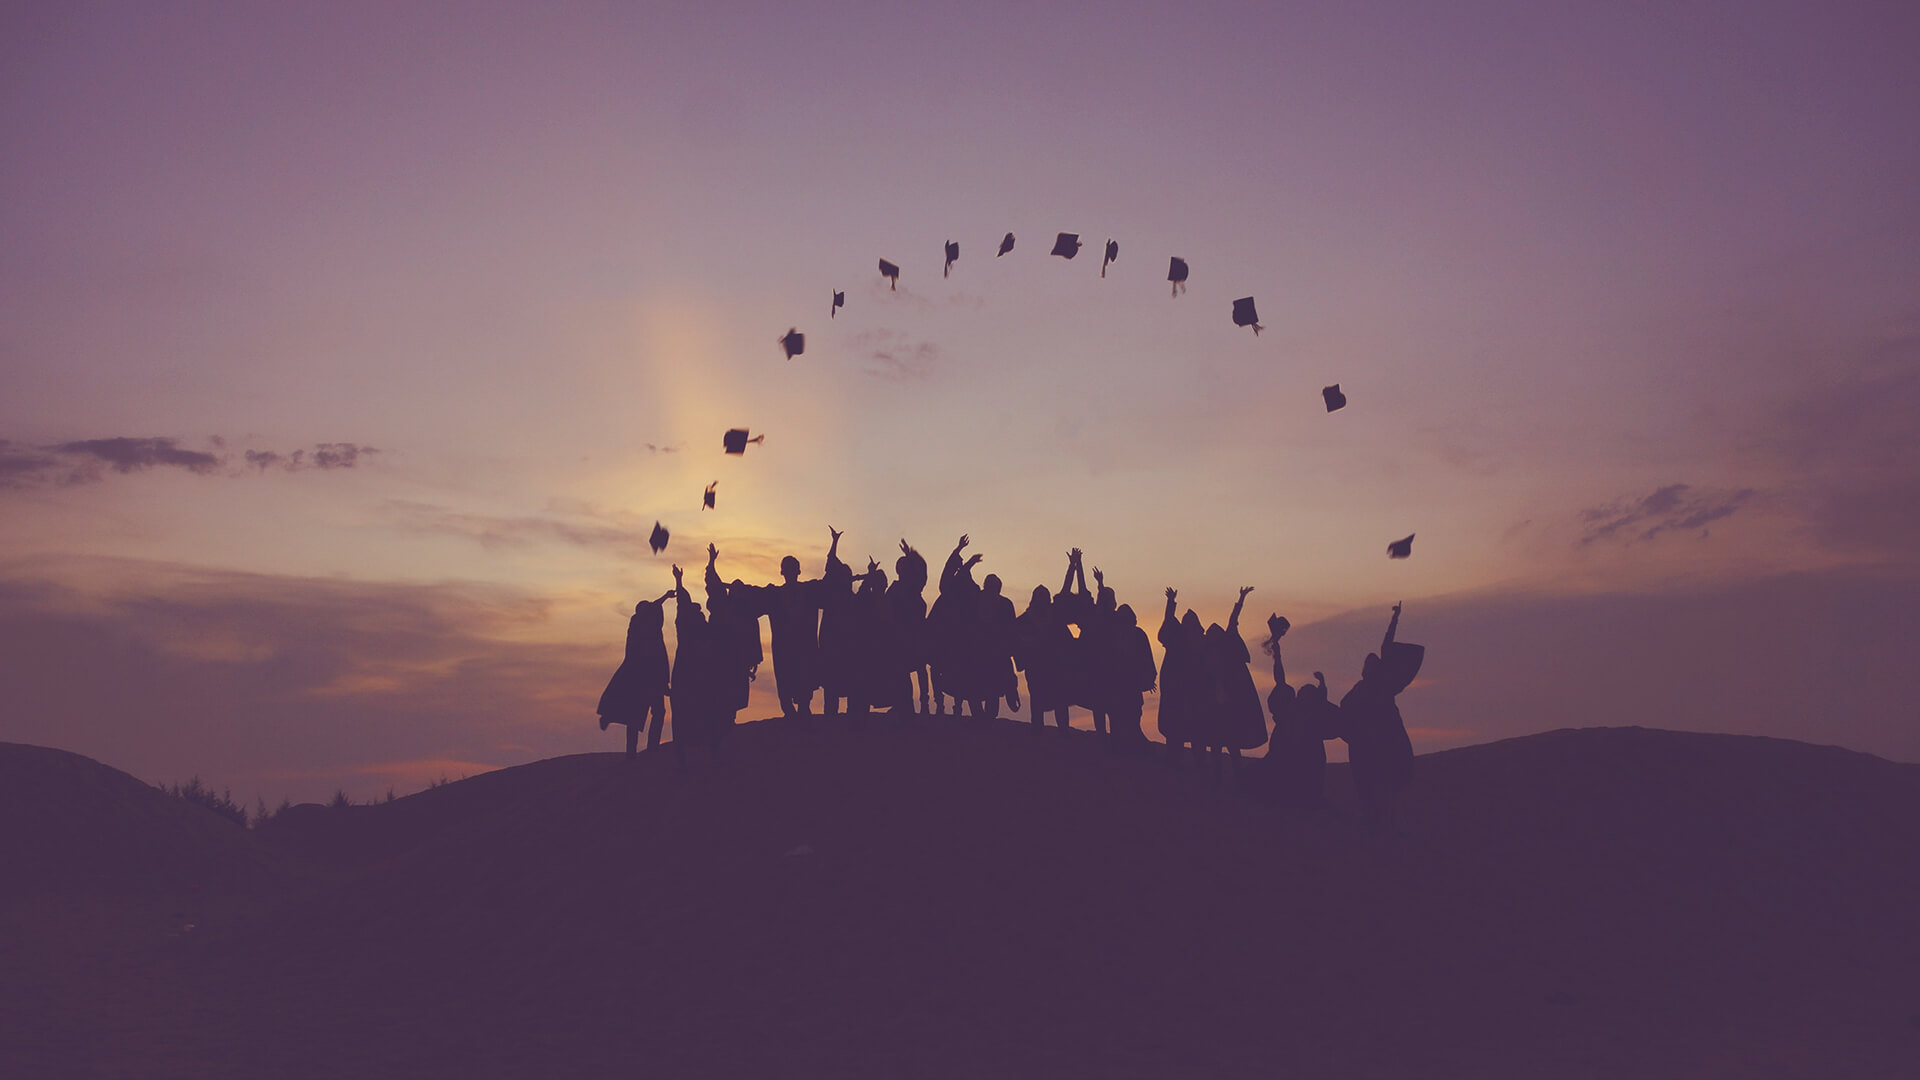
[1228,585,1253,634]
[1266,613,1289,686]
[1381,601,1402,653]
[672,564,691,607]
[705,543,724,600]
[826,526,848,575]
[1061,549,1081,597]
[1157,586,1179,646]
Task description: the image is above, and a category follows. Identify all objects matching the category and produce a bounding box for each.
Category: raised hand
[1239,586,1255,601]
[1092,567,1105,587]
[964,553,984,569]
[1393,601,1403,615]
[899,538,912,555]
[1069,547,1083,564]
[707,542,719,562]
[867,557,880,574]
[1165,586,1177,602]
[957,533,969,550]
[672,564,684,581]
[829,526,843,544]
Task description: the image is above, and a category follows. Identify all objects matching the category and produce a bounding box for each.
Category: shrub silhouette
[164,776,247,828]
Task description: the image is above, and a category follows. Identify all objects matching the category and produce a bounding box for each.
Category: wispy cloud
[51,436,223,475]
[1744,343,1920,556]
[379,500,802,579]
[0,441,63,483]
[849,329,943,383]
[862,280,987,313]
[1579,483,1755,545]
[0,435,379,488]
[384,500,648,553]
[243,442,379,473]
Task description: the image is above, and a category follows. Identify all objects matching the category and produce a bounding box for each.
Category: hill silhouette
[0,742,285,899]
[5,723,1918,1078]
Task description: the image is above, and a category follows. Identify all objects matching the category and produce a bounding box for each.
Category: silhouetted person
[927,534,985,715]
[704,545,762,735]
[1052,548,1096,731]
[1015,583,1070,732]
[668,565,720,770]
[1157,588,1207,763]
[597,590,674,755]
[1341,603,1417,833]
[889,540,932,712]
[1081,564,1121,737]
[836,559,891,719]
[977,573,1020,719]
[1298,671,1341,803]
[1106,602,1157,750]
[817,527,858,717]
[1259,614,1325,810]
[760,549,824,718]
[1203,586,1268,764]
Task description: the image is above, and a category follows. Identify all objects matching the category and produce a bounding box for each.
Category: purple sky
[3,1,1918,802]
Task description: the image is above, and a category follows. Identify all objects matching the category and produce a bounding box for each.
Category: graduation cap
[1231,296,1263,336]
[878,259,900,290]
[1387,533,1414,559]
[1101,239,1118,278]
[703,482,717,511]
[722,428,763,455]
[997,232,1015,257]
[649,521,669,555]
[1051,233,1082,259]
[1168,257,1189,297]
[779,328,805,359]
[831,291,844,319]
[1322,384,1347,412]
[944,240,959,279]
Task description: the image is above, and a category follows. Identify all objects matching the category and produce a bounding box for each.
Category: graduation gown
[597,609,668,722]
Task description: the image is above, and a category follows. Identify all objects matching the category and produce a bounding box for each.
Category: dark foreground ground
[4,721,1919,1079]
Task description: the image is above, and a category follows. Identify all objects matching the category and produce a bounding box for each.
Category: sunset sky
[4,1,1917,803]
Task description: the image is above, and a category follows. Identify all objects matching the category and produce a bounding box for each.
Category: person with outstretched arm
[1157,587,1206,762]
[597,588,676,756]
[668,564,720,771]
[1202,586,1268,764]
[760,539,826,719]
[816,527,860,718]
[1341,603,1416,833]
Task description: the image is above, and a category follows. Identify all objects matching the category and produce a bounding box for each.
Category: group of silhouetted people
[599,533,1423,828]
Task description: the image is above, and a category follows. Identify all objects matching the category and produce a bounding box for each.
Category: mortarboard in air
[1168,256,1189,296]
[1231,296,1263,336]
[997,232,1015,257]
[703,482,717,510]
[649,521,669,554]
[1387,533,1414,559]
[722,428,764,455]
[831,291,844,318]
[1101,239,1118,278]
[878,259,900,290]
[1322,384,1347,412]
[779,328,805,359]
[1051,232,1082,259]
[944,240,959,278]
